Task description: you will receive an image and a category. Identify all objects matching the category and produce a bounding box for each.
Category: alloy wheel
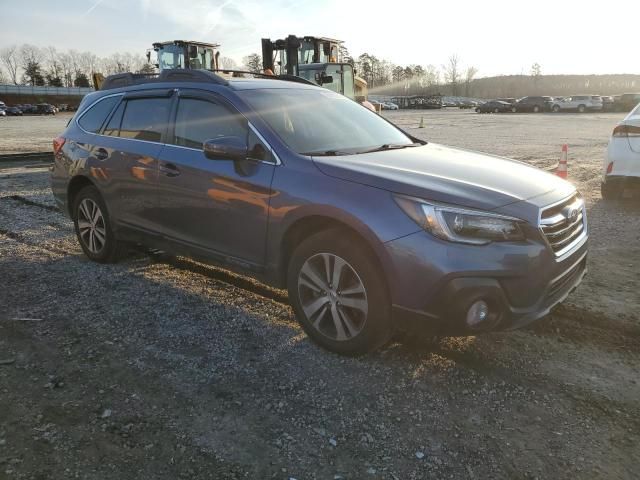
[297,253,368,341]
[77,198,106,254]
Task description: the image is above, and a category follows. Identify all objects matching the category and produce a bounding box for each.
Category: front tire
[553,105,561,113]
[578,104,586,113]
[533,105,541,113]
[287,229,393,355]
[73,185,124,263]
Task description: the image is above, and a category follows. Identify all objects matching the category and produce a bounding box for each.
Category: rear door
[154,89,276,268]
[98,89,174,233]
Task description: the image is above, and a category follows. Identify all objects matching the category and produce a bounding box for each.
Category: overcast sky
[1,0,638,77]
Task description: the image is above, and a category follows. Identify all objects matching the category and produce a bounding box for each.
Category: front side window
[239,88,413,155]
[119,98,171,143]
[78,95,120,133]
[172,98,246,149]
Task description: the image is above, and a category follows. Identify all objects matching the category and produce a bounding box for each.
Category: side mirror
[203,137,247,161]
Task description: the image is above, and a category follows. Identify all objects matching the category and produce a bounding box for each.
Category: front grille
[548,257,586,299]
[540,194,586,256]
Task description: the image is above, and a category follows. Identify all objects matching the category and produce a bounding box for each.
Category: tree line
[0,44,155,88]
[2,43,638,98]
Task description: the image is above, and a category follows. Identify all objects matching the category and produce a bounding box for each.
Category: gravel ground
[0,110,639,479]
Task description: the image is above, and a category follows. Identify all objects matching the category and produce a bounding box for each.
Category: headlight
[394,195,525,245]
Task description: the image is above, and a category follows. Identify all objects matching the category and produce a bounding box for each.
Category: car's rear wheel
[578,104,586,113]
[73,185,124,263]
[493,107,499,113]
[287,229,393,355]
[553,105,561,113]
[511,106,517,113]
[533,105,541,113]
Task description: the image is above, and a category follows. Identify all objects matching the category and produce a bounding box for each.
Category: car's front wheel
[287,229,393,355]
[553,105,561,113]
[533,105,541,113]
[73,185,124,263]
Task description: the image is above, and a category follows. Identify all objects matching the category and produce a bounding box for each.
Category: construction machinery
[261,35,371,105]
[148,40,221,71]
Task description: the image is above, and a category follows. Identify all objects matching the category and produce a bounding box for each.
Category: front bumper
[384,229,588,335]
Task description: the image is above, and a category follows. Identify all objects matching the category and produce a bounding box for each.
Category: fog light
[466,300,489,327]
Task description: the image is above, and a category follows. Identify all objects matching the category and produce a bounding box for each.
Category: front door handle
[95,148,108,160]
[160,162,181,177]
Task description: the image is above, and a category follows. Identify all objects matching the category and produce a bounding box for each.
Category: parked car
[602,102,640,200]
[51,70,588,355]
[601,96,615,111]
[20,104,36,114]
[5,107,23,116]
[0,109,5,117]
[511,96,554,113]
[383,102,399,110]
[476,100,513,113]
[36,103,56,115]
[551,95,603,113]
[613,93,640,113]
[496,98,516,104]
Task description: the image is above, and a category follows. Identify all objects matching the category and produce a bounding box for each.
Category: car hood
[312,143,575,213]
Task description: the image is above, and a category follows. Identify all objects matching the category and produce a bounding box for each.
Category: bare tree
[464,66,478,96]
[0,45,20,84]
[444,54,461,95]
[242,53,262,73]
[219,56,237,70]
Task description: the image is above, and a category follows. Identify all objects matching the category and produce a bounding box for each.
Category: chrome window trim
[248,122,281,165]
[75,93,125,135]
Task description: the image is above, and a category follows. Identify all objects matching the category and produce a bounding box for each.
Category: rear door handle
[160,162,181,177]
[95,148,108,160]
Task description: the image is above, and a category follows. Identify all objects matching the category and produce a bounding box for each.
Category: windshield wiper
[301,149,352,156]
[358,143,422,154]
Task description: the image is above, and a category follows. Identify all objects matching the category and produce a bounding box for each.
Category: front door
[155,90,276,267]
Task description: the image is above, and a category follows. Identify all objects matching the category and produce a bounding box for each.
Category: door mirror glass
[203,136,247,161]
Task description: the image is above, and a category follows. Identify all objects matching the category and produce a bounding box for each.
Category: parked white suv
[602,102,640,199]
[552,95,603,113]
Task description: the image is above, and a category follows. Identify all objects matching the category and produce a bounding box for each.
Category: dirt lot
[0,110,639,479]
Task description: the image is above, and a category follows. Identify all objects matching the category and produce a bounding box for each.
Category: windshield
[238,88,414,155]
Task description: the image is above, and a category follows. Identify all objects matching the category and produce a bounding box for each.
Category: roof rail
[100,69,228,90]
[211,69,316,86]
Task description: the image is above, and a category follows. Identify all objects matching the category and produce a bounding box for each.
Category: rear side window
[172,98,246,149]
[77,96,120,133]
[119,98,171,143]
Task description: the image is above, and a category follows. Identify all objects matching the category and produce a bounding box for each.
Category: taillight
[53,136,66,155]
[606,162,614,174]
[613,125,640,137]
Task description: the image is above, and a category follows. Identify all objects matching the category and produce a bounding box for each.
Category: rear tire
[533,105,541,113]
[511,106,517,113]
[287,228,393,356]
[553,105,561,113]
[578,104,586,113]
[72,185,125,263]
[493,107,499,113]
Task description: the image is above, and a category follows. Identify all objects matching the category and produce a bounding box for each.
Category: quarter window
[119,98,171,143]
[173,98,246,150]
[78,96,120,133]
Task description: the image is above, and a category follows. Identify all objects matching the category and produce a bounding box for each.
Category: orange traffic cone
[556,144,568,179]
